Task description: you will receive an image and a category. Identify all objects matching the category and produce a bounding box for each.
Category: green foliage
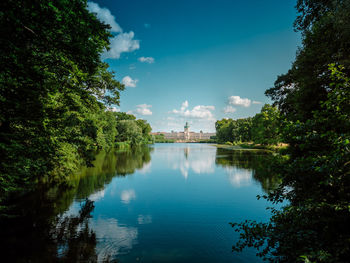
[136,119,153,143]
[216,104,282,145]
[112,112,153,147]
[216,117,253,143]
[116,120,142,146]
[265,0,350,122]
[115,118,153,147]
[215,118,234,143]
[114,111,136,121]
[231,0,350,259]
[0,0,124,202]
[153,134,175,143]
[251,104,281,145]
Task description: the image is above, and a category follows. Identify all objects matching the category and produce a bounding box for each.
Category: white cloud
[156,101,217,132]
[87,2,122,33]
[252,100,262,104]
[180,100,189,111]
[131,104,153,116]
[88,2,140,60]
[228,96,251,107]
[155,117,216,133]
[223,105,236,114]
[103,32,140,60]
[172,101,215,120]
[120,189,136,204]
[122,75,138,88]
[138,56,155,64]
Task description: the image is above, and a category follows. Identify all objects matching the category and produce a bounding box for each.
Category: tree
[136,119,152,143]
[215,119,233,143]
[232,65,350,263]
[233,118,253,142]
[215,118,253,143]
[231,0,350,259]
[0,0,124,202]
[251,104,281,145]
[265,0,350,121]
[114,112,136,121]
[116,120,143,146]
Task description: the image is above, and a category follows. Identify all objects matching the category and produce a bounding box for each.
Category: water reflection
[92,217,138,261]
[225,167,253,187]
[55,199,98,262]
[75,146,152,201]
[0,197,99,262]
[1,144,281,262]
[0,146,152,262]
[137,214,152,225]
[121,189,136,204]
[215,148,281,192]
[154,144,280,192]
[158,144,216,179]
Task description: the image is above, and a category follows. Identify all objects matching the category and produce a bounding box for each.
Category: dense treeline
[216,104,281,145]
[232,0,350,262]
[0,0,151,204]
[114,112,153,148]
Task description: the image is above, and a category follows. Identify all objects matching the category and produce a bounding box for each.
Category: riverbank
[215,142,288,152]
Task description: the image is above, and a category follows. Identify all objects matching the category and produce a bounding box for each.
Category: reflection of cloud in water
[120,189,136,204]
[137,214,152,224]
[91,218,138,261]
[190,158,215,174]
[89,189,105,202]
[163,146,216,179]
[138,161,151,174]
[225,167,252,187]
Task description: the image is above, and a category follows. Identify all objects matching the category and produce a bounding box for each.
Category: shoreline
[214,142,288,152]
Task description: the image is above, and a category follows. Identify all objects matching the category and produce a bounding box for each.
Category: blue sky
[88,0,300,132]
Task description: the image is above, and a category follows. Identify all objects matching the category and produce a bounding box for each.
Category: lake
[0,143,280,262]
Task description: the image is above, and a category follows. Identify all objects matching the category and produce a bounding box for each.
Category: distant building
[184,122,190,140]
[152,122,216,141]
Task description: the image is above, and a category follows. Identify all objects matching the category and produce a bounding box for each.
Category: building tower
[184,122,190,140]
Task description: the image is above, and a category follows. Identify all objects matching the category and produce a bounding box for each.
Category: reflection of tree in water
[72,146,152,200]
[0,147,153,262]
[113,146,152,176]
[0,197,113,262]
[215,148,281,192]
[55,199,98,262]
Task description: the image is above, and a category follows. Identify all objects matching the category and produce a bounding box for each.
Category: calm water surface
[1,143,280,262]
